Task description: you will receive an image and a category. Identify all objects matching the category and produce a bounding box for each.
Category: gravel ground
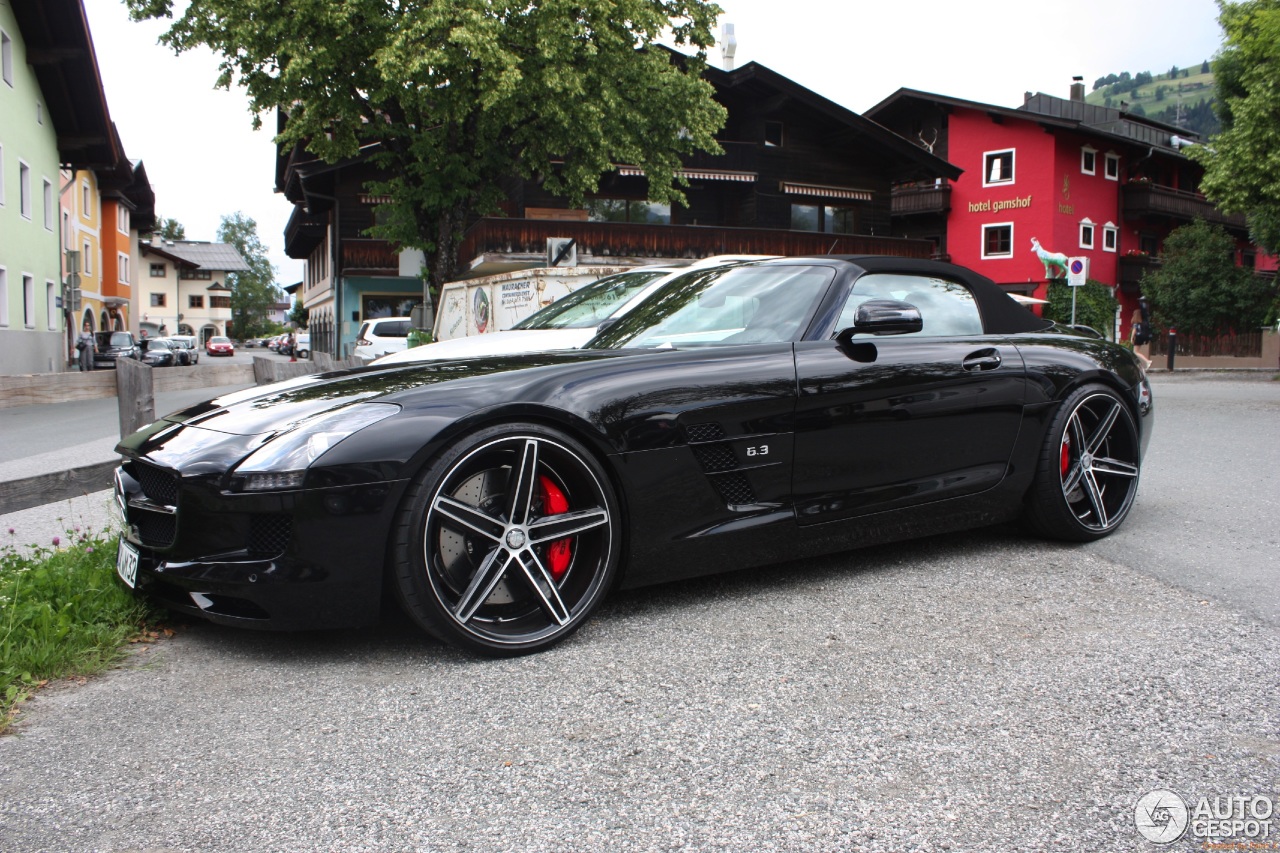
[1,528,1276,852]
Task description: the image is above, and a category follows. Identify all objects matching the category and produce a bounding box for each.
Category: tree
[216,212,280,340]
[128,0,727,325]
[155,217,186,240]
[1202,59,1212,73]
[1189,0,1280,251]
[289,296,309,330]
[1043,279,1119,340]
[1139,220,1275,336]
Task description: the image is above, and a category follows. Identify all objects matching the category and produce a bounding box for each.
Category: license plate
[116,538,140,589]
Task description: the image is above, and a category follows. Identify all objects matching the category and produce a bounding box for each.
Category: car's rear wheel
[1024,384,1141,541]
[392,423,620,655]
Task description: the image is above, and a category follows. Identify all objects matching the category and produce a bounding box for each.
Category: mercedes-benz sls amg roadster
[113,257,1153,655]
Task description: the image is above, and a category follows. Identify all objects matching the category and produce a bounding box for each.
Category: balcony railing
[458,218,937,266]
[342,239,399,274]
[890,183,952,217]
[1122,183,1247,230]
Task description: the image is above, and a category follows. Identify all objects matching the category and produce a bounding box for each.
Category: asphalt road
[0,373,1277,852]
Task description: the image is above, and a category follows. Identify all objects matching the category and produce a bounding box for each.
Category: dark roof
[10,0,120,170]
[701,60,961,182]
[867,88,1196,156]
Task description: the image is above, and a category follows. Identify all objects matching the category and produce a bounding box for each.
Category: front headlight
[232,402,400,491]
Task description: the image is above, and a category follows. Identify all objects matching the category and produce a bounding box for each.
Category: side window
[837,273,984,337]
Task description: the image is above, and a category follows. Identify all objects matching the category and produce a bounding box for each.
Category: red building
[868,84,1267,339]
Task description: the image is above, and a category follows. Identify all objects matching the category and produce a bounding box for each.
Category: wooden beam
[0,461,119,515]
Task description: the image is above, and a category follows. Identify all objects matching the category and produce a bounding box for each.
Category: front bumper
[113,461,409,631]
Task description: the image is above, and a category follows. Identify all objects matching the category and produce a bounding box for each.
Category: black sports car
[113,257,1153,655]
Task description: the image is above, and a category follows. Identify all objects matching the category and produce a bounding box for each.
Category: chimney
[721,23,737,71]
[1070,75,1085,102]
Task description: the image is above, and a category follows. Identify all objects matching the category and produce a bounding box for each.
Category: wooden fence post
[116,357,155,438]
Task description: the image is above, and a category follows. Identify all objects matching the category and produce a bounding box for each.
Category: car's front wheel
[392,423,621,655]
[1024,384,1141,541]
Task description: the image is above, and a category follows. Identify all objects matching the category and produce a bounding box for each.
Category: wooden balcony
[458,218,937,271]
[1122,183,1247,231]
[1118,254,1160,292]
[890,183,952,217]
[341,239,399,275]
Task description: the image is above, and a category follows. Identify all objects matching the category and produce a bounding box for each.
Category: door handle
[962,349,1002,371]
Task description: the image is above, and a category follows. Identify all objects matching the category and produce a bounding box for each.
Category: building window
[150,293,166,307]
[179,268,212,280]
[1081,147,1097,175]
[764,121,784,147]
[210,295,232,309]
[585,198,671,224]
[790,204,857,233]
[1102,222,1118,253]
[1079,218,1095,249]
[46,281,56,329]
[982,223,1014,259]
[189,295,204,309]
[82,180,90,215]
[23,275,34,328]
[1104,153,1120,181]
[1,29,12,87]
[18,161,31,219]
[118,206,130,234]
[150,263,166,277]
[983,149,1015,187]
[118,253,130,284]
[36,102,42,125]
[43,179,53,230]
[82,240,92,275]
[0,268,8,326]
[62,211,69,249]
[1139,233,1160,256]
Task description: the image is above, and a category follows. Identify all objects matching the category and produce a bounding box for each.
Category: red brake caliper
[1060,434,1072,478]
[539,475,573,581]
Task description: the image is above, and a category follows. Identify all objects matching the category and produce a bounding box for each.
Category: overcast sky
[83,0,1227,287]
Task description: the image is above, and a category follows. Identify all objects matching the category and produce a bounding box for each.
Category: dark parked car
[139,338,180,367]
[169,336,200,365]
[92,331,141,369]
[112,257,1153,656]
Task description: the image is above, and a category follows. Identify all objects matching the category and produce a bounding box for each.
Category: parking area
[0,374,1276,851]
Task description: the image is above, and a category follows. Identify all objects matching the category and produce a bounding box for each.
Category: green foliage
[128,0,728,298]
[155,217,186,241]
[1,527,157,732]
[1190,0,1280,251]
[288,295,309,330]
[1139,220,1276,335]
[1043,279,1119,339]
[217,212,280,340]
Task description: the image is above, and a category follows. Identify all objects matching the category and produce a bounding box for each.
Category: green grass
[1,525,158,732]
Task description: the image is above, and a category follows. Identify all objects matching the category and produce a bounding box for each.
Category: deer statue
[1030,237,1069,279]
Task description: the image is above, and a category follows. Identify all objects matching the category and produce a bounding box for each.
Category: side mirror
[836,299,923,343]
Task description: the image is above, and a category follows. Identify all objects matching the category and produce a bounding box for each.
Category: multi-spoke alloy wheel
[1025,385,1141,541]
[394,424,619,655]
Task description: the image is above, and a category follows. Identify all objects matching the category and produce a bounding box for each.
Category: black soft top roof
[770,255,1054,335]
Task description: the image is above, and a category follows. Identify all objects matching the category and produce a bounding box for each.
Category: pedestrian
[76,322,96,372]
[288,330,297,362]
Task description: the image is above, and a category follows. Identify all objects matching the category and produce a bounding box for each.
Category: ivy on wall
[1043,279,1119,339]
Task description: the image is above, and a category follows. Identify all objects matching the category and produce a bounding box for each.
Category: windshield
[97,332,133,347]
[149,340,171,350]
[510,270,669,330]
[588,264,836,350]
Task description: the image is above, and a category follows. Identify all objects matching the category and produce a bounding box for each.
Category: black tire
[297,349,309,359]
[392,423,621,655]
[1024,383,1141,541]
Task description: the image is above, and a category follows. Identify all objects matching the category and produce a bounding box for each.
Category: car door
[791,271,1027,524]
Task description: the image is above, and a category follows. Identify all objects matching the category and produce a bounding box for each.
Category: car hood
[127,349,627,442]
[373,328,596,365]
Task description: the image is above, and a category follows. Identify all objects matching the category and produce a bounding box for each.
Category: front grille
[248,514,293,558]
[135,462,179,506]
[711,472,757,506]
[692,444,738,473]
[686,423,726,443]
[136,512,177,548]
